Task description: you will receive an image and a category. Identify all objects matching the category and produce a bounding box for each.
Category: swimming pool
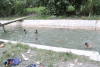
[0,27,100,53]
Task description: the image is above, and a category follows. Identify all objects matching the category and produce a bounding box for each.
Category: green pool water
[0,27,100,53]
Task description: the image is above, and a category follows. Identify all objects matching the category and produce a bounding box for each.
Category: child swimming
[85,42,89,48]
[35,29,38,34]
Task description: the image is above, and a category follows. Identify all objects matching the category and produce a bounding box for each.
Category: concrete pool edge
[0,20,100,30]
[0,39,100,61]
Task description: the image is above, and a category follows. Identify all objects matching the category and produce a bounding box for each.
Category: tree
[42,0,70,15]
[41,0,88,15]
[93,0,100,15]
[68,0,88,15]
[0,0,27,17]
[0,0,14,17]
[79,0,100,16]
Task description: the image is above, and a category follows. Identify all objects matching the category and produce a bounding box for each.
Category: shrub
[14,1,26,15]
[26,0,41,8]
[0,0,14,17]
[93,0,100,15]
[0,0,27,17]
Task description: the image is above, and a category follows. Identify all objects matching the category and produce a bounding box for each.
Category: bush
[0,0,27,17]
[26,0,41,8]
[0,0,14,17]
[14,1,26,15]
[93,0,100,15]
[42,0,70,15]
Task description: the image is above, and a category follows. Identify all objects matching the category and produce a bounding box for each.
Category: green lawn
[26,7,45,13]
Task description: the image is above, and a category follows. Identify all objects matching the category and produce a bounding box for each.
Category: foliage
[0,0,100,17]
[68,5,75,11]
[26,0,42,8]
[69,0,88,11]
[42,0,70,15]
[93,0,100,15]
[0,0,27,17]
[40,0,89,15]
[75,0,100,16]
[0,0,14,17]
[14,0,26,15]
[39,0,49,6]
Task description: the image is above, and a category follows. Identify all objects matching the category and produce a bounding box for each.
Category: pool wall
[0,39,100,61]
[0,20,100,30]
[0,20,100,61]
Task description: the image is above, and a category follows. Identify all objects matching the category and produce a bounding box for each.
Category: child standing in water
[24,29,27,36]
[35,29,38,34]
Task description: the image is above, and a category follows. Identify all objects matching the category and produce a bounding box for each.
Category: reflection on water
[0,27,100,53]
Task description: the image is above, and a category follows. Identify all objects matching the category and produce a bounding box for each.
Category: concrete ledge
[0,20,99,30]
[0,39,100,61]
[22,20,96,27]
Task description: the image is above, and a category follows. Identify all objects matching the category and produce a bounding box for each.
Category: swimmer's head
[24,29,26,31]
[35,29,38,34]
[35,38,38,40]
[85,42,88,45]
[35,29,37,32]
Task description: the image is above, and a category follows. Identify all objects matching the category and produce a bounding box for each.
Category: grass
[0,42,99,67]
[26,6,45,13]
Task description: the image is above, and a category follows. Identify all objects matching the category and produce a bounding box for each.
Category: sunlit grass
[26,7,45,13]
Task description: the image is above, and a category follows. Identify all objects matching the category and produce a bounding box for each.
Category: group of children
[23,29,94,48]
[0,28,94,49]
[24,29,38,35]
[24,29,38,40]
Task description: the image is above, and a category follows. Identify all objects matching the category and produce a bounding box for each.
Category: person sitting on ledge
[0,41,5,48]
[85,42,89,48]
[35,29,38,34]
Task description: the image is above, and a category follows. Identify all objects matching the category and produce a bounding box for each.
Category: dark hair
[4,62,7,65]
[24,29,26,31]
[4,61,10,66]
[35,38,38,40]
[85,42,88,45]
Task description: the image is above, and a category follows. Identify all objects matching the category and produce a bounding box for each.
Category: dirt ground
[53,60,99,67]
[0,43,100,67]
[14,50,100,67]
[14,58,100,67]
